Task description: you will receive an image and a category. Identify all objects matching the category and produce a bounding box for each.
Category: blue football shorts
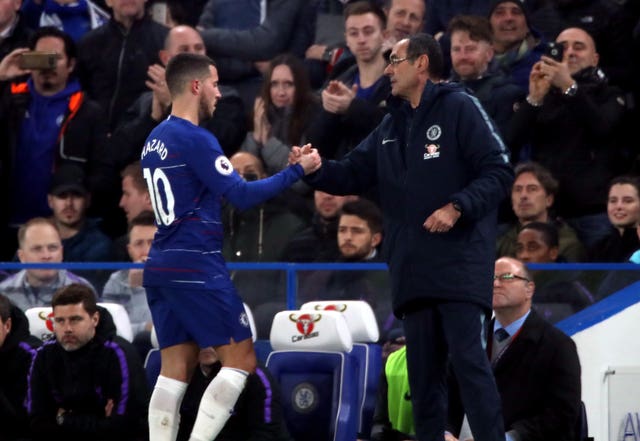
[146,285,252,349]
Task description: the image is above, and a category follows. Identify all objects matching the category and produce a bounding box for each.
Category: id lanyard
[488,326,523,368]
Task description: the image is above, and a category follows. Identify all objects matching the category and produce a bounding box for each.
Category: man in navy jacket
[296,33,513,441]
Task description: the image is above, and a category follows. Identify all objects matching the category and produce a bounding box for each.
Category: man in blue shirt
[142,52,320,441]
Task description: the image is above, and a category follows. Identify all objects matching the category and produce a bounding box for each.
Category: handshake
[289,143,322,175]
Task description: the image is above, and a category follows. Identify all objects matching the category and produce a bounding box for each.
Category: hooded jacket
[27,306,148,441]
[0,304,41,441]
[306,80,513,315]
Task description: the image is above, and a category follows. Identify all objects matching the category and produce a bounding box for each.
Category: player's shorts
[146,285,252,349]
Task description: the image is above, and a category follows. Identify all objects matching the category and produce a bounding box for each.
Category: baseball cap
[49,164,88,196]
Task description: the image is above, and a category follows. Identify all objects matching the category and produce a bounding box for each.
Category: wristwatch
[451,201,463,215]
[564,82,578,97]
[322,46,335,62]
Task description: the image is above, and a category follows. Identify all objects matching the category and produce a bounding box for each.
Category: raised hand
[146,63,171,120]
[321,80,358,114]
[252,97,271,145]
[0,48,31,81]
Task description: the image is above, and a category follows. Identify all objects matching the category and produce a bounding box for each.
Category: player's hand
[288,145,302,165]
[423,202,461,233]
[297,144,322,175]
[0,48,31,81]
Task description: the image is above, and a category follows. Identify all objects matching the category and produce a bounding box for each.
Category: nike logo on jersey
[382,138,397,145]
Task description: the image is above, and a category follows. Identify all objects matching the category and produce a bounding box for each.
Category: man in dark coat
[0,294,42,441]
[447,257,582,441]
[296,33,513,441]
[27,284,148,441]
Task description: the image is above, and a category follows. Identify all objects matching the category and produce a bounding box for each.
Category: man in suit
[446,256,582,441]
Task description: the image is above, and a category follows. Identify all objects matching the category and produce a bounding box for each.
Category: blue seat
[268,309,359,441]
[267,350,359,441]
[352,342,382,437]
[301,300,382,438]
[254,338,273,364]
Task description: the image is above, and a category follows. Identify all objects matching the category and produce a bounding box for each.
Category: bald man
[507,26,627,248]
[447,257,582,441]
[110,25,246,170]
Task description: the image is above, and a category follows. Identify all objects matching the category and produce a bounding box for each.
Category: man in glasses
[295,33,513,441]
[447,257,582,441]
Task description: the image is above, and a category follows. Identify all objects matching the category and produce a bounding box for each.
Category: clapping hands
[321,80,358,114]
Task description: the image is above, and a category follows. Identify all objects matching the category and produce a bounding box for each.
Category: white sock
[149,375,189,441]
[188,367,248,441]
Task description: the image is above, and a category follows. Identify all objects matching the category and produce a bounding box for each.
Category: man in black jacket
[506,26,627,248]
[296,33,513,441]
[27,284,148,441]
[0,294,41,441]
[177,347,292,441]
[108,24,246,173]
[76,0,167,131]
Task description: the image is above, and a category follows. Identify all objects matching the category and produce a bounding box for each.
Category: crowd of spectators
[1,0,640,439]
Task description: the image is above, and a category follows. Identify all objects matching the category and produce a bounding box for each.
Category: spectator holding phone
[0,26,112,261]
[506,27,628,248]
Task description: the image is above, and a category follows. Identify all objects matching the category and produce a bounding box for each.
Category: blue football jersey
[141,115,303,289]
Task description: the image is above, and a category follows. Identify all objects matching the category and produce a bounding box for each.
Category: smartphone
[18,51,59,70]
[544,42,564,62]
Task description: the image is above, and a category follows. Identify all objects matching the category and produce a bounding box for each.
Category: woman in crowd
[241,53,320,177]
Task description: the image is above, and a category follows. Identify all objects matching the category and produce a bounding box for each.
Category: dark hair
[608,175,640,196]
[514,162,559,197]
[520,221,559,248]
[51,284,98,315]
[165,52,215,96]
[18,217,59,249]
[259,53,317,146]
[406,33,444,80]
[120,161,148,193]
[340,199,383,235]
[0,294,11,322]
[344,1,387,29]
[447,15,493,43]
[128,210,157,233]
[29,26,77,61]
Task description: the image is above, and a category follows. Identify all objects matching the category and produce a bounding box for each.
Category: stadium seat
[267,309,359,441]
[24,307,55,341]
[301,300,382,437]
[243,302,257,342]
[97,302,134,342]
